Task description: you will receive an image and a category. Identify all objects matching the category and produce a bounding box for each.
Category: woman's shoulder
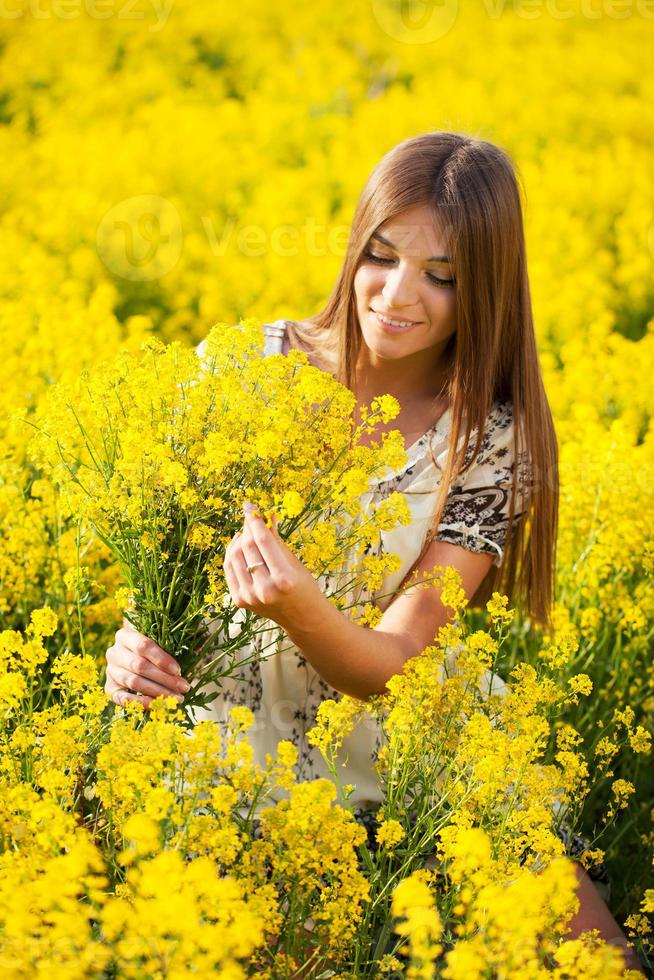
[191,319,335,378]
[261,319,288,354]
[456,396,516,473]
[465,397,531,506]
[274,318,336,374]
[194,319,309,361]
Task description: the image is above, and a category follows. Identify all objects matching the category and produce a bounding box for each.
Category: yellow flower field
[0,0,653,975]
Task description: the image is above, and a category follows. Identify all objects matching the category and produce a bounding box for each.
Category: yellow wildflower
[376,818,405,849]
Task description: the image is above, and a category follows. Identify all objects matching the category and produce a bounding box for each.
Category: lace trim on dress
[436,521,505,559]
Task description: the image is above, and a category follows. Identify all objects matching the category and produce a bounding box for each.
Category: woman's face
[353,202,457,371]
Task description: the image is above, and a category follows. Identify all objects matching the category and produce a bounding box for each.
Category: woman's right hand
[105,618,191,710]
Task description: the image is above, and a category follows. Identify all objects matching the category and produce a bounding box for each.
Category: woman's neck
[354,346,452,405]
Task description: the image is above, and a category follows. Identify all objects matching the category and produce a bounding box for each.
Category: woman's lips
[373,310,420,332]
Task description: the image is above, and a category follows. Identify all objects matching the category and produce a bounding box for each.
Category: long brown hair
[288,131,558,632]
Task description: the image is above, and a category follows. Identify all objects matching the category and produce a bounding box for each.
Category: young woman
[104,131,644,973]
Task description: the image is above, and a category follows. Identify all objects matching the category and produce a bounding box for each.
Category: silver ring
[246,561,266,573]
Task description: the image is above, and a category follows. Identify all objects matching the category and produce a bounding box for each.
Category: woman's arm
[277,538,494,700]
[565,865,646,975]
[226,508,494,700]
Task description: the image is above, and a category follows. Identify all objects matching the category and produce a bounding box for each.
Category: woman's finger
[240,528,270,580]
[243,510,293,588]
[226,545,256,603]
[224,529,241,558]
[107,645,190,695]
[104,676,154,710]
[114,627,180,678]
[110,665,186,702]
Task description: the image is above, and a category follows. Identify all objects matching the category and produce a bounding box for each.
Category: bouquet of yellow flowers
[27,319,416,716]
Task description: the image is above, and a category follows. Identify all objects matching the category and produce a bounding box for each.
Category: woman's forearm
[565,865,646,975]
[275,595,412,701]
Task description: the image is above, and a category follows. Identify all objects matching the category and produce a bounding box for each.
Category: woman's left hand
[223,502,326,629]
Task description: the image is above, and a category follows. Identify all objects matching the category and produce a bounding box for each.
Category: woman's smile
[373,309,422,333]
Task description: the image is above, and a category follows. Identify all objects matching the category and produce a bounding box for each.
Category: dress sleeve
[432,400,530,567]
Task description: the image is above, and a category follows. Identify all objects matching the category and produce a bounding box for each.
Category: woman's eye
[364,250,391,263]
[362,249,455,288]
[428,273,456,288]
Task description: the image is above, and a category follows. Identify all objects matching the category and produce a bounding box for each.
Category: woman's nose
[381,263,419,306]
